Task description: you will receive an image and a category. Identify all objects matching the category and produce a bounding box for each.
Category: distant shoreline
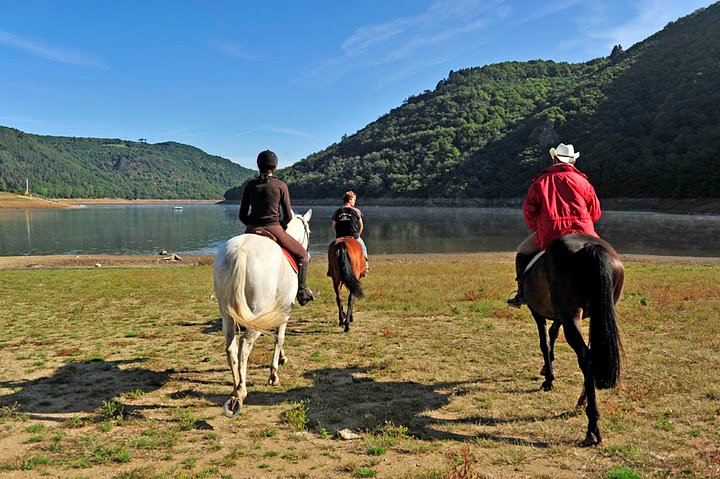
[56,198,221,206]
[2,194,719,214]
[227,197,720,215]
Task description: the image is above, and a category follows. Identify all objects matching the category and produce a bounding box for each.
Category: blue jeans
[356,237,368,258]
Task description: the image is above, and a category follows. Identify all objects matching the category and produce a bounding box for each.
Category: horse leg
[269,321,288,386]
[562,311,601,446]
[576,385,587,410]
[236,329,260,404]
[548,320,561,365]
[223,318,242,411]
[344,293,354,333]
[335,280,346,327]
[531,310,555,391]
[541,320,562,376]
[223,318,242,417]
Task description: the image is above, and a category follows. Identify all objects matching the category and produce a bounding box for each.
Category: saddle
[250,230,298,274]
[524,250,546,275]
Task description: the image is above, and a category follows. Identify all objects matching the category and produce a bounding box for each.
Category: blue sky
[0,0,713,169]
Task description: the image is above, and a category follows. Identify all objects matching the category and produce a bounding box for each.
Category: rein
[297,217,310,250]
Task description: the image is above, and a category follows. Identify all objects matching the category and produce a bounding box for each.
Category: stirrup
[506,290,524,309]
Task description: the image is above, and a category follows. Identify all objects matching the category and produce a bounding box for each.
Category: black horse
[522,234,624,446]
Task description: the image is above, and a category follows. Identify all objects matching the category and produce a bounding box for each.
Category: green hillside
[280,3,720,199]
[0,127,254,199]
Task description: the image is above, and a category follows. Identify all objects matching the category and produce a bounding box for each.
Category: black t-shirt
[333,207,362,239]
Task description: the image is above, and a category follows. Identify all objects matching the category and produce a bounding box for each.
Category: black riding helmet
[257,150,278,170]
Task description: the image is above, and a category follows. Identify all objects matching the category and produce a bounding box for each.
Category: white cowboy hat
[549,143,580,163]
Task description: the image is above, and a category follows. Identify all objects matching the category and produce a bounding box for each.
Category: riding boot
[296,260,315,306]
[507,252,534,308]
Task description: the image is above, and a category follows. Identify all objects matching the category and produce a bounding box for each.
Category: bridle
[296,216,311,250]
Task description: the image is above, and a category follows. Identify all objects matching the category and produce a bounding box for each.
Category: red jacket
[523,164,601,250]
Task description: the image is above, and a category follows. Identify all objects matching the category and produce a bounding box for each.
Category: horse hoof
[223,398,242,418]
[541,381,553,391]
[279,356,289,366]
[579,432,601,447]
[268,376,280,386]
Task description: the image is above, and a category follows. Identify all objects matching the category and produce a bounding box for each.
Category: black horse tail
[585,244,622,389]
[337,243,365,299]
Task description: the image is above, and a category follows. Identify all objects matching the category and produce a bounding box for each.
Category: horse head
[286,209,312,250]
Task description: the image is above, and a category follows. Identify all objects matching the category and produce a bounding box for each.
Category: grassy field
[0,253,718,479]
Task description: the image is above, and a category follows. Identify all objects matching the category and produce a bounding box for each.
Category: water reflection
[0,204,718,257]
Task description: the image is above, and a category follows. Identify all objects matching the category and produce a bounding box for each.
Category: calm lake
[0,204,719,257]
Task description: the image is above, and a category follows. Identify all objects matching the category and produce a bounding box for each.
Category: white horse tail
[216,245,292,336]
[224,296,291,336]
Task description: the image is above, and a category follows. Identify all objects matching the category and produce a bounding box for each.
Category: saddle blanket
[250,231,298,274]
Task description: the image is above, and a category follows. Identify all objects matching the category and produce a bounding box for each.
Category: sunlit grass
[0,254,717,477]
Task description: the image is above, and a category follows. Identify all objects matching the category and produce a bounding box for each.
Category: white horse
[213,209,312,417]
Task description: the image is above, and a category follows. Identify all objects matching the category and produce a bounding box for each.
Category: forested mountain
[280,4,720,199]
[0,126,253,199]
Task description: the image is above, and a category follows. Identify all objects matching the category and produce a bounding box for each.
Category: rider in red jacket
[507,143,602,308]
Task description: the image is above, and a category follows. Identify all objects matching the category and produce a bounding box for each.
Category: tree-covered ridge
[280,4,720,199]
[0,127,254,199]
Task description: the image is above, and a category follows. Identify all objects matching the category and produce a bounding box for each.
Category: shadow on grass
[0,359,170,419]
[200,317,223,334]
[203,367,553,447]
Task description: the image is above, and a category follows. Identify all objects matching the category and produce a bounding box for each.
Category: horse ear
[304,209,313,221]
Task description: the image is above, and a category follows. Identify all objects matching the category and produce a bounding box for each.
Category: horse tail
[214,245,291,336]
[584,244,622,389]
[225,296,291,336]
[337,242,365,299]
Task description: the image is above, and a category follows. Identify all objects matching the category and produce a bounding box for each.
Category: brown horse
[523,234,624,446]
[327,237,366,332]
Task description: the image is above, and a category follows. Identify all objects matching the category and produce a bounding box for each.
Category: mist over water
[0,204,718,257]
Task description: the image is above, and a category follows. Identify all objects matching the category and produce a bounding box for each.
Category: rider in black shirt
[332,191,368,271]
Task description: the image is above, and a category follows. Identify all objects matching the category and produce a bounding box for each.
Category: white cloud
[300,0,506,83]
[0,31,106,69]
[213,41,261,61]
[265,127,309,138]
[341,19,411,58]
[554,0,713,59]
[587,0,711,50]
[514,0,588,26]
[231,126,310,138]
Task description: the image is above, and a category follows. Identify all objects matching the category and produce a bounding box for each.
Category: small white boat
[172,206,183,211]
